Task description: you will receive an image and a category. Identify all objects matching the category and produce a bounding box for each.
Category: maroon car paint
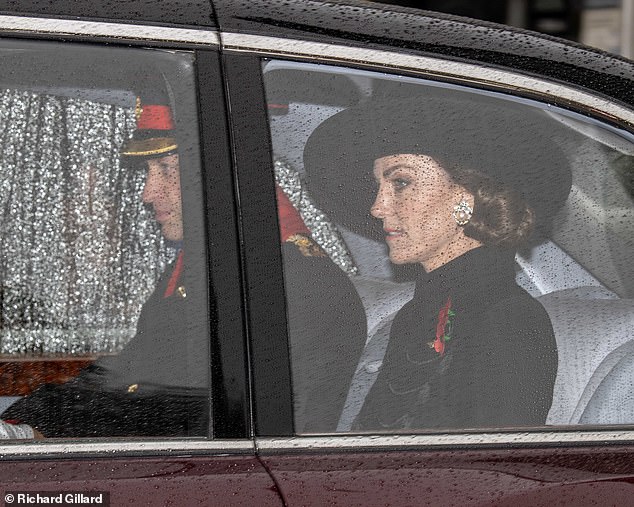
[261,445,634,506]
[0,456,283,506]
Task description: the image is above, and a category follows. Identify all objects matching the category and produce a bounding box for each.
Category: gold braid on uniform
[286,234,327,258]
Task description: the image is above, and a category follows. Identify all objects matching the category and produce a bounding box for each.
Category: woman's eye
[392,177,410,190]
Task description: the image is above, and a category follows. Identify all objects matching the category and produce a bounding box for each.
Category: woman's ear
[455,184,475,208]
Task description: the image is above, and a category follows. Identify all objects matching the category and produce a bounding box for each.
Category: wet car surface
[0,1,633,505]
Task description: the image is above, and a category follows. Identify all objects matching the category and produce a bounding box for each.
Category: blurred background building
[378,0,634,58]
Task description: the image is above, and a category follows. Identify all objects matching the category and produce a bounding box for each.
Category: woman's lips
[384,228,405,241]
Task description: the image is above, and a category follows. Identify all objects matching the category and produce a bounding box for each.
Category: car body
[0,0,633,505]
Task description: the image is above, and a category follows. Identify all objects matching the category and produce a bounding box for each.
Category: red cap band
[137,105,175,130]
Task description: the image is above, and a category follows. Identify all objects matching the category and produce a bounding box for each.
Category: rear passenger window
[0,39,210,438]
[262,60,634,434]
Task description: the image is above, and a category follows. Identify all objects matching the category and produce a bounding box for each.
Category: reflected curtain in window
[0,90,170,354]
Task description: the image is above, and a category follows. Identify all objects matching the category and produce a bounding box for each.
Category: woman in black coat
[303,96,572,431]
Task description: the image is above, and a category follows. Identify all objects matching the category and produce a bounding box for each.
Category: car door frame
[221,27,634,435]
[218,21,634,504]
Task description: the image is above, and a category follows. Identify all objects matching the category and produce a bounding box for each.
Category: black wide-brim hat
[303,96,572,241]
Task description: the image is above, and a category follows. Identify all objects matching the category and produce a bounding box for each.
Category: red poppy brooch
[429,297,455,355]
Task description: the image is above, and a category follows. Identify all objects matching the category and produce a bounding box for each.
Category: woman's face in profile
[371,154,476,271]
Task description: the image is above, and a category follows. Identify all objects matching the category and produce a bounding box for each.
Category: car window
[262,59,634,434]
[0,39,210,439]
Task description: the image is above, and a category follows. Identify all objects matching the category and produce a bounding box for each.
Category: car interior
[0,42,632,436]
[264,59,634,431]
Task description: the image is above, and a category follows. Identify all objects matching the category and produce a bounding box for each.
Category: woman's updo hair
[451,169,535,249]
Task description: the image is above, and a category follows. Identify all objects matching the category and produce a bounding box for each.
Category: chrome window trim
[222,32,634,127]
[0,15,219,45]
[257,430,634,451]
[0,439,253,458]
[3,431,633,457]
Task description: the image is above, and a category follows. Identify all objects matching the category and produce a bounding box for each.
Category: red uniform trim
[164,250,184,298]
[276,186,310,241]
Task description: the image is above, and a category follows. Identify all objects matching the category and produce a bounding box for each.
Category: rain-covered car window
[263,59,634,434]
[0,39,210,439]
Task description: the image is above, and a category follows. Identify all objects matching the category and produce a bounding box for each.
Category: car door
[0,6,283,506]
[215,1,634,505]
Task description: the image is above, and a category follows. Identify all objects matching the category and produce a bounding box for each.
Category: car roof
[0,0,632,106]
[211,0,634,106]
[0,0,216,28]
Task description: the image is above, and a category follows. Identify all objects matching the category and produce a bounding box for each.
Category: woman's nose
[371,189,388,218]
[370,200,382,218]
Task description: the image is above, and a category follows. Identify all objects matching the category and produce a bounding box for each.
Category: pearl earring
[452,200,473,226]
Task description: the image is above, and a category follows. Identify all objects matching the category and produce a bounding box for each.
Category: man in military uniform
[4,97,367,437]
[2,99,211,437]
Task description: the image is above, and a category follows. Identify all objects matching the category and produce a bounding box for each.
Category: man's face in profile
[142,153,183,242]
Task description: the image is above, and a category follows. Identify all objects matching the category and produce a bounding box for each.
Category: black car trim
[221,33,634,129]
[256,430,634,452]
[0,14,219,45]
[196,50,252,440]
[222,53,294,437]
